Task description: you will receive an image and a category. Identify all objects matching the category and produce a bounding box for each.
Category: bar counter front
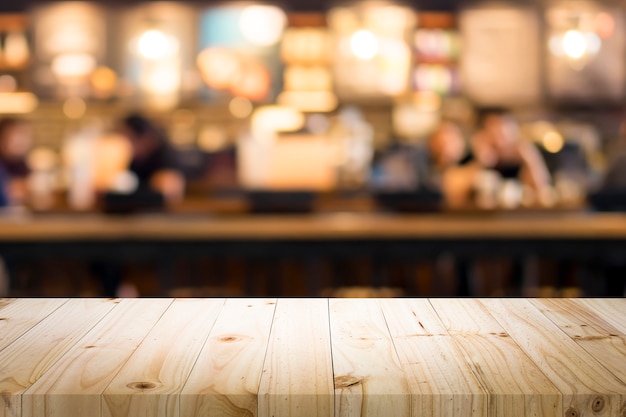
[0,298,624,417]
[1,211,626,296]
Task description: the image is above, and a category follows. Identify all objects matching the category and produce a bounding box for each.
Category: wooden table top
[1,211,626,241]
[0,298,624,417]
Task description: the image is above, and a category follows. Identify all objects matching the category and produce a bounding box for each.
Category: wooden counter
[1,298,624,417]
[1,211,626,240]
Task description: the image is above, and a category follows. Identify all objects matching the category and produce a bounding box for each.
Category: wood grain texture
[482,298,626,417]
[2,298,626,417]
[531,299,626,385]
[0,299,116,417]
[431,299,561,417]
[258,298,333,417]
[180,298,276,417]
[572,298,626,334]
[21,298,172,417]
[0,299,67,352]
[329,298,410,417]
[103,298,225,417]
[380,299,487,417]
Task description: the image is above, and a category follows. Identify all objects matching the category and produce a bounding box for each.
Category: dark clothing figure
[129,142,180,186]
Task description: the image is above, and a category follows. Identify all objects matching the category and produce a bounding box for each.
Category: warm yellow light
[137,29,179,60]
[562,30,587,59]
[4,32,30,68]
[350,30,378,60]
[143,63,181,95]
[239,5,287,47]
[198,126,228,152]
[90,66,117,98]
[63,97,87,119]
[197,48,242,90]
[543,131,564,153]
[51,53,97,78]
[251,105,305,135]
[0,75,17,93]
[0,92,39,114]
[27,147,59,172]
[229,97,253,119]
[277,91,338,113]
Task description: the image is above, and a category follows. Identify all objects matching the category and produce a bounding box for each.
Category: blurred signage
[460,4,541,106]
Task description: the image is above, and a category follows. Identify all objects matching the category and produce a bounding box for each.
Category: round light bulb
[350,30,379,60]
[137,29,179,60]
[562,30,587,60]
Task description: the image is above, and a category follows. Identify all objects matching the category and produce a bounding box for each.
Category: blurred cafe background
[0,0,625,298]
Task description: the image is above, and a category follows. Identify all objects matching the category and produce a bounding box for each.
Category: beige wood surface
[258,298,334,417]
[180,298,276,417]
[573,298,626,334]
[21,298,172,417]
[329,299,409,417]
[0,299,117,417]
[380,299,487,417]
[0,298,67,352]
[430,298,561,417]
[482,299,626,417]
[2,212,626,240]
[103,298,225,417]
[1,298,625,417]
[531,299,626,384]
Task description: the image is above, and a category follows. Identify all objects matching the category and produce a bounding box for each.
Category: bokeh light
[350,30,379,60]
[51,53,97,79]
[63,97,87,119]
[239,5,287,47]
[229,97,254,119]
[137,29,180,60]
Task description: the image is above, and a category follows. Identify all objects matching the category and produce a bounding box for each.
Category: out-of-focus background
[0,0,625,299]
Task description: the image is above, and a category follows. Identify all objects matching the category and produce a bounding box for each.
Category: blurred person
[0,117,32,205]
[471,110,552,295]
[120,114,185,205]
[426,121,481,208]
[93,114,185,297]
[472,109,551,193]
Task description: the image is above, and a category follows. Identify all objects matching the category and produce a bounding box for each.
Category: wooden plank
[482,298,626,417]
[430,298,561,417]
[531,299,626,384]
[572,298,626,334]
[0,298,14,311]
[102,298,225,417]
[21,298,173,417]
[179,298,276,417]
[0,298,67,352]
[258,298,333,417]
[329,298,410,417]
[380,298,487,417]
[0,299,117,417]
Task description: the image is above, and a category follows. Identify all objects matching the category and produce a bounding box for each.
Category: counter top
[1,211,626,241]
[0,298,624,417]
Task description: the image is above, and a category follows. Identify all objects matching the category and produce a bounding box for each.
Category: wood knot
[334,375,361,388]
[127,381,158,391]
[0,318,7,321]
[591,396,605,412]
[218,336,239,343]
[621,405,626,417]
[565,407,579,417]
[84,345,97,349]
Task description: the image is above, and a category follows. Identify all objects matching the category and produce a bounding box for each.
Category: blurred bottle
[63,123,102,210]
[328,107,374,190]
